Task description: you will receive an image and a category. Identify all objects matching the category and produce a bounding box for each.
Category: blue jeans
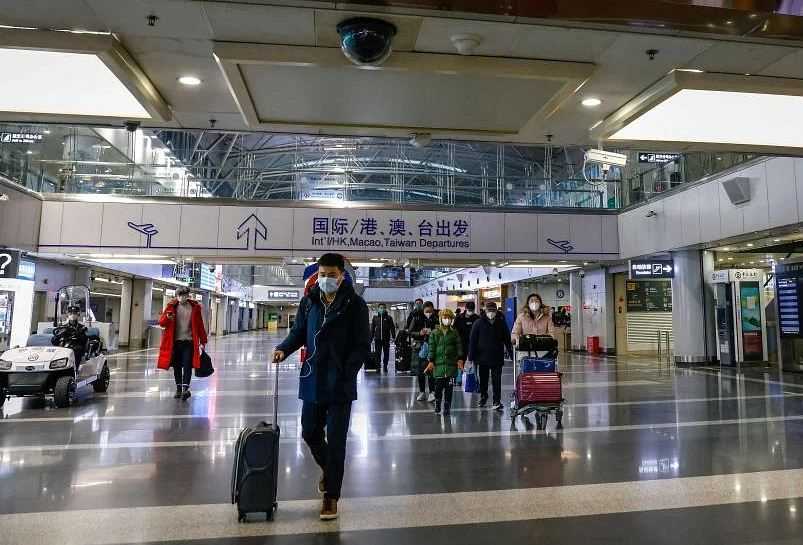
[301,401,353,500]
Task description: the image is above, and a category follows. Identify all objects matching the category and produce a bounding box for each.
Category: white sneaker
[416,392,427,401]
[492,402,504,412]
[428,393,436,403]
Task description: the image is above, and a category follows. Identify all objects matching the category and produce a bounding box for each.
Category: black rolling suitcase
[231,366,280,522]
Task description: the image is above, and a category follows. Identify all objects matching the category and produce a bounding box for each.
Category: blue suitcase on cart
[520,356,556,373]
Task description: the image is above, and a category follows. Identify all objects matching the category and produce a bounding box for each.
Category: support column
[218,297,227,336]
[129,279,153,349]
[118,278,132,347]
[701,250,718,359]
[671,250,709,363]
[569,271,584,351]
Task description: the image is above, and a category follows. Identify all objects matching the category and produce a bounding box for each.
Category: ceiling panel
[687,42,796,74]
[203,2,316,45]
[241,63,565,132]
[85,0,213,40]
[510,26,617,63]
[540,33,710,143]
[215,42,592,137]
[133,53,239,114]
[0,0,103,30]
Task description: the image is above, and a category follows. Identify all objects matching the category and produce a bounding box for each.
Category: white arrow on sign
[663,265,673,272]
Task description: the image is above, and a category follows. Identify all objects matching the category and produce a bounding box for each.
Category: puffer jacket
[511,309,556,344]
[427,326,462,379]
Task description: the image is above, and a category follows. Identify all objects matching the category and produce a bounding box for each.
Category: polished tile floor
[2,331,803,544]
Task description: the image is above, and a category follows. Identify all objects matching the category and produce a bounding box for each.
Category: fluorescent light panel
[610,89,803,147]
[0,48,150,118]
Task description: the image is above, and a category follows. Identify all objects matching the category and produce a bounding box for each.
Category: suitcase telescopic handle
[272,361,280,428]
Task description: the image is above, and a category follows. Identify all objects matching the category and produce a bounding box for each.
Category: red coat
[157,300,208,370]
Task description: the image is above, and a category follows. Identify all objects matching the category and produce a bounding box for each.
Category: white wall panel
[698,181,722,243]
[602,215,619,255]
[504,213,539,255]
[141,204,180,253]
[662,194,684,250]
[537,214,571,254]
[740,163,770,234]
[60,202,102,247]
[568,214,602,254]
[718,178,744,238]
[178,205,220,250]
[469,212,504,258]
[765,157,799,228]
[680,187,701,246]
[38,201,63,247]
[100,202,143,249]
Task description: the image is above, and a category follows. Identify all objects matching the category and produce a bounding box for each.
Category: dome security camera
[336,17,398,66]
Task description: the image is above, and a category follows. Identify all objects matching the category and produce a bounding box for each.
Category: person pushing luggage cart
[510,334,564,430]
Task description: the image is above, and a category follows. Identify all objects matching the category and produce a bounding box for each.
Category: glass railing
[1,122,757,212]
[619,151,758,208]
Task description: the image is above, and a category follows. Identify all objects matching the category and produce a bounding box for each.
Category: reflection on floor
[1,331,803,544]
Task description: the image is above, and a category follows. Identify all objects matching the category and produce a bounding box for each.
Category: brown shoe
[320,497,338,521]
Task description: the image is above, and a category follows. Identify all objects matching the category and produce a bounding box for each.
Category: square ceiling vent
[0,28,170,122]
[214,42,593,138]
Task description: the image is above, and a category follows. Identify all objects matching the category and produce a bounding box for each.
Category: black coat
[454,312,480,356]
[468,315,514,368]
[277,282,370,404]
[371,313,396,343]
[408,311,438,342]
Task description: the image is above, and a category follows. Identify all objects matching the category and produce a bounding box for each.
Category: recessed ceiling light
[25,150,32,155]
[774,238,781,242]
[581,97,602,108]
[43,129,51,134]
[722,247,731,251]
[747,243,754,247]
[178,75,202,86]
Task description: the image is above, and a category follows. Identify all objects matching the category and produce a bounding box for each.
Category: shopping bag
[464,369,479,393]
[195,349,215,378]
[418,342,430,360]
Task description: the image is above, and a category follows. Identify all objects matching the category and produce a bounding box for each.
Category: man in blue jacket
[272,253,370,521]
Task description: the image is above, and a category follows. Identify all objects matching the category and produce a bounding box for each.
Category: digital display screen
[777,277,801,337]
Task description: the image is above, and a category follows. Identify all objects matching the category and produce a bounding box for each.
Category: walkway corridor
[1,331,802,544]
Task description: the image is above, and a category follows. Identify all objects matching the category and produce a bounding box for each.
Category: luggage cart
[509,335,564,431]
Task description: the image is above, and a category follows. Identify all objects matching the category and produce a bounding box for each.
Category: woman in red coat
[158,286,208,400]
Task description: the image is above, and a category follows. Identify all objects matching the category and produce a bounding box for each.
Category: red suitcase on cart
[516,372,562,405]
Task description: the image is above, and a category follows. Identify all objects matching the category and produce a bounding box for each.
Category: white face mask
[318,276,339,295]
[486,311,496,320]
[424,312,433,319]
[441,318,451,326]
[529,301,541,312]
[68,314,79,323]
